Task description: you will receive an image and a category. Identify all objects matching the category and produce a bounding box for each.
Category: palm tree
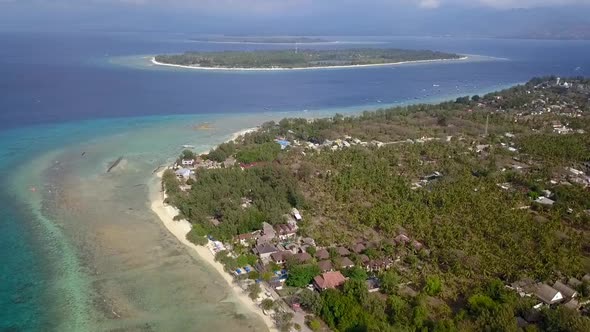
[261,298,275,312]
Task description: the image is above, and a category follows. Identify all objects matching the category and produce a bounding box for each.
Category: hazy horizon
[1,1,590,39]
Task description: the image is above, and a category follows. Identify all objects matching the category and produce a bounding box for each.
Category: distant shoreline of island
[150,55,469,71]
[152,49,464,71]
[190,36,333,44]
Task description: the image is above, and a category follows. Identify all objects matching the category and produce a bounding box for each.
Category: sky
[1,0,590,37]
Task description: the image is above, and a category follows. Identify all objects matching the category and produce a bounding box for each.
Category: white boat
[182,145,195,149]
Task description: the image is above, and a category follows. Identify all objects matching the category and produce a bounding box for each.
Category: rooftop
[314,271,347,290]
[255,243,279,255]
[236,233,254,241]
[316,249,330,260]
[294,252,312,263]
[337,246,351,256]
[553,281,577,299]
[534,284,563,304]
[318,260,333,272]
[338,257,355,268]
[271,251,292,262]
[351,243,366,253]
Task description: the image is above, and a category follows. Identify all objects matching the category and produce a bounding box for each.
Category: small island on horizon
[153,48,464,70]
[190,36,332,44]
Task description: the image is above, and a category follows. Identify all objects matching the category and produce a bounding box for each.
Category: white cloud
[91,0,311,12]
[418,0,441,8]
[435,0,590,9]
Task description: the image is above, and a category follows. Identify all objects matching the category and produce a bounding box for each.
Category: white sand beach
[150,170,278,332]
[151,56,469,71]
[230,127,259,141]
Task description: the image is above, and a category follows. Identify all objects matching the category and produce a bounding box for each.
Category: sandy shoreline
[192,127,259,156]
[151,56,469,71]
[150,170,278,332]
[229,127,259,141]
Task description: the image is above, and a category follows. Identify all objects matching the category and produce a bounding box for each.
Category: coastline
[150,170,278,332]
[150,56,470,72]
[229,127,259,142]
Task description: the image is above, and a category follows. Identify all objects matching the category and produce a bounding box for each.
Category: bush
[261,298,275,311]
[424,276,443,296]
[181,149,196,160]
[286,264,321,288]
[248,283,262,300]
[308,318,322,331]
[186,225,208,246]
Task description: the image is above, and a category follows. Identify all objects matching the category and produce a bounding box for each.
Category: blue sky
[1,0,589,36]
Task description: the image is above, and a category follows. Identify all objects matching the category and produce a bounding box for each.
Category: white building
[291,208,302,221]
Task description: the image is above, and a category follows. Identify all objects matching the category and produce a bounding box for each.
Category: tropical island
[153,48,463,70]
[190,36,331,44]
[158,77,590,331]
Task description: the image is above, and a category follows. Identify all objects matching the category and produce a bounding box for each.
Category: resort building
[338,257,355,269]
[293,252,312,264]
[315,249,330,260]
[351,242,366,254]
[318,260,333,273]
[275,223,297,240]
[552,281,577,299]
[235,233,256,247]
[271,251,293,265]
[336,247,351,257]
[254,243,279,261]
[314,271,347,291]
[533,284,564,306]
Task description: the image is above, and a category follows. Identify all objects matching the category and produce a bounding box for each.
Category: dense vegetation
[164,165,304,242]
[163,77,590,331]
[154,48,461,68]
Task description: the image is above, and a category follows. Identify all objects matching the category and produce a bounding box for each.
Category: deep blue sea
[1,31,589,330]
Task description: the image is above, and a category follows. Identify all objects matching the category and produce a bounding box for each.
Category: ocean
[0,31,589,331]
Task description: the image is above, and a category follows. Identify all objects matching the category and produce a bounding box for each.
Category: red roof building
[314,271,347,291]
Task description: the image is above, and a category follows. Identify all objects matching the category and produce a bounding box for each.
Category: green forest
[163,77,590,331]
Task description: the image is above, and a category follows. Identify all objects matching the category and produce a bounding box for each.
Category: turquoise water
[1,31,589,330]
[0,114,264,330]
[2,111,349,330]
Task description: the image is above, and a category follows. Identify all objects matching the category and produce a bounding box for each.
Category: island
[153,48,464,70]
[157,77,590,331]
[190,36,331,44]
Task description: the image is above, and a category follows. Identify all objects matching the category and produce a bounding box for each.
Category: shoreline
[229,127,259,142]
[150,169,278,332]
[150,56,470,72]
[150,126,276,331]
[193,127,259,156]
